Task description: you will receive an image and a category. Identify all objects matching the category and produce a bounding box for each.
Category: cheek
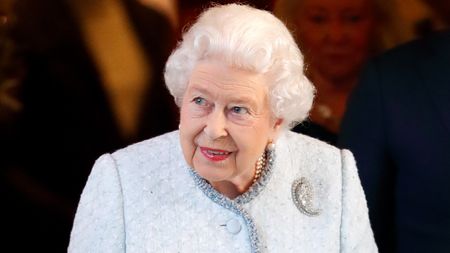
[180,102,193,123]
[234,121,273,157]
[180,103,205,131]
[298,24,324,49]
[345,29,372,67]
[179,105,203,167]
[297,25,326,61]
[179,127,196,167]
[348,22,374,50]
[233,135,266,175]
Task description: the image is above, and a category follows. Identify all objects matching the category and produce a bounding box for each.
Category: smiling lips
[200,147,231,162]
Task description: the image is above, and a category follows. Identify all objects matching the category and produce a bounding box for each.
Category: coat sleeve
[339,149,378,253]
[68,154,125,253]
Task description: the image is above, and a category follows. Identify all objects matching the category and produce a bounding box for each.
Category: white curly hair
[164,3,315,129]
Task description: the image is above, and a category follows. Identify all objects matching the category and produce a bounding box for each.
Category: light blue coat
[68,130,377,252]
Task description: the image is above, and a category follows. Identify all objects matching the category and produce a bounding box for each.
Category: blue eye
[231,106,248,115]
[193,97,206,106]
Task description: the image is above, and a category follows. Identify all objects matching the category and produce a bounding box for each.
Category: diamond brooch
[291,177,321,216]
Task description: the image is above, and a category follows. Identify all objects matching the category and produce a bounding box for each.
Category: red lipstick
[200,147,231,162]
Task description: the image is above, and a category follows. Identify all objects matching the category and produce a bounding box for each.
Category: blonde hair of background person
[68,4,377,252]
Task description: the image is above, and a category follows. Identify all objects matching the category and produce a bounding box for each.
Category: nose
[326,20,346,44]
[203,108,228,140]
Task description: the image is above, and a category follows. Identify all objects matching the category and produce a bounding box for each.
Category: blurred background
[0,0,448,252]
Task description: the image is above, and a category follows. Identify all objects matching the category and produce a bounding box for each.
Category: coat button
[226,218,241,234]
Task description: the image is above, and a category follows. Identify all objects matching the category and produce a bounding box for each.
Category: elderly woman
[68,4,377,252]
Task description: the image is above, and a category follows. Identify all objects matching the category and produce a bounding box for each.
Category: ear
[270,118,284,141]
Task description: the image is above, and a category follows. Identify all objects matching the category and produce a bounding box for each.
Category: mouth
[324,52,349,60]
[199,147,232,162]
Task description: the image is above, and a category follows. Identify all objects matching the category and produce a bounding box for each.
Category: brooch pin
[291,177,321,216]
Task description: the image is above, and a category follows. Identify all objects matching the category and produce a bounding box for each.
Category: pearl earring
[266,141,275,151]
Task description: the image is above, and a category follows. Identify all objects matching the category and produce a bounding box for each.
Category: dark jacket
[339,31,450,252]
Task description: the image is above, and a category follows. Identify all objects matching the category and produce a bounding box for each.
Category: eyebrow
[188,84,260,109]
[188,85,212,97]
[229,96,258,108]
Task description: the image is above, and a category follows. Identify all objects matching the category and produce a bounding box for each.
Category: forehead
[300,0,372,11]
[187,62,269,99]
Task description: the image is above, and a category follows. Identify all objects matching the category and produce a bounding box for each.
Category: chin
[194,165,232,183]
[192,153,231,179]
[322,67,358,82]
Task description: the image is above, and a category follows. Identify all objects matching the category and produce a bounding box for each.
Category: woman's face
[179,61,281,187]
[296,0,375,81]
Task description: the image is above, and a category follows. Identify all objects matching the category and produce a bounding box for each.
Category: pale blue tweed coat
[68,130,377,252]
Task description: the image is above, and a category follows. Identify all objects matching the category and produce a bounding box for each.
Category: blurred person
[274,0,405,145]
[68,4,377,252]
[1,0,178,251]
[339,30,450,252]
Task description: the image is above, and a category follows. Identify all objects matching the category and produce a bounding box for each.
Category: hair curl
[164,3,315,129]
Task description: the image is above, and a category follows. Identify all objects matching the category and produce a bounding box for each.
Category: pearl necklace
[253,151,266,183]
[252,142,274,183]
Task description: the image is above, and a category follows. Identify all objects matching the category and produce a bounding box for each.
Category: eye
[231,106,249,115]
[311,15,325,23]
[308,14,327,24]
[193,97,207,106]
[345,14,362,23]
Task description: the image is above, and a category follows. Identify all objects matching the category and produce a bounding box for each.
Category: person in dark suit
[339,30,450,252]
[1,0,178,251]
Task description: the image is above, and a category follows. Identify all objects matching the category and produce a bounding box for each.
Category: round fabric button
[226,218,241,234]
